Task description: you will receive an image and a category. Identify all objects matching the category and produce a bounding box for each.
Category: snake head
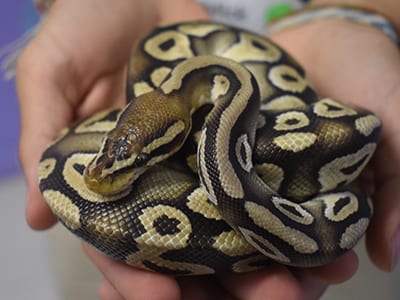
[83,129,151,196]
[83,91,191,196]
[83,120,188,196]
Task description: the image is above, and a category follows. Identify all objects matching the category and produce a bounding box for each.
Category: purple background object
[0,1,38,177]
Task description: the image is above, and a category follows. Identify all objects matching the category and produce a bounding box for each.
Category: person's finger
[308,250,358,284]
[99,279,125,300]
[296,272,328,300]
[286,251,357,300]
[83,244,181,300]
[366,129,400,271]
[178,276,235,300]
[16,39,75,229]
[217,265,305,300]
[367,180,400,272]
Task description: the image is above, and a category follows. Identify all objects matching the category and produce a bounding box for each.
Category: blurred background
[0,1,399,299]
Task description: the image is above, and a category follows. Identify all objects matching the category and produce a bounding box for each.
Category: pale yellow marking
[274,111,310,131]
[187,187,222,220]
[272,197,314,225]
[75,110,117,134]
[232,255,269,273]
[43,190,81,230]
[160,55,230,94]
[318,143,376,192]
[223,32,282,63]
[235,134,253,173]
[97,149,142,180]
[239,227,290,263]
[244,64,273,102]
[211,74,230,100]
[160,65,190,94]
[186,154,198,173]
[318,121,348,145]
[63,153,124,203]
[150,67,172,87]
[245,201,319,254]
[193,131,202,144]
[198,128,218,205]
[185,130,199,172]
[261,95,307,111]
[269,65,309,93]
[47,127,69,147]
[137,204,191,249]
[255,163,284,192]
[355,115,381,136]
[38,158,56,181]
[126,245,215,275]
[178,23,225,37]
[256,114,266,129]
[90,212,129,239]
[318,192,359,222]
[273,132,317,152]
[144,30,193,61]
[214,60,255,199]
[90,147,171,195]
[340,218,369,250]
[143,120,185,154]
[146,153,173,168]
[213,230,256,256]
[313,98,357,118]
[133,81,154,97]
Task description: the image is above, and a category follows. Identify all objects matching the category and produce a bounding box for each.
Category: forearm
[309,0,400,32]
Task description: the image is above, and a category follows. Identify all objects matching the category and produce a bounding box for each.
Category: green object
[265,3,295,23]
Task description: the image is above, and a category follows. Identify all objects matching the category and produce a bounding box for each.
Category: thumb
[16,39,74,230]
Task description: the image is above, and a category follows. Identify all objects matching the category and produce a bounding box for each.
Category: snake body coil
[39,21,381,275]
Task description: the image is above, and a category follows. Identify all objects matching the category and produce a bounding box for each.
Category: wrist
[309,0,400,33]
[267,4,399,46]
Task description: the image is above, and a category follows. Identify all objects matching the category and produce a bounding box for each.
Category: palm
[272,20,400,272]
[18,1,400,297]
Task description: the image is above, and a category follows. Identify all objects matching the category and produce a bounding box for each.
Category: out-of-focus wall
[0,0,38,177]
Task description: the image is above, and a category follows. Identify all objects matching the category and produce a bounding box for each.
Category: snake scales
[38,21,381,275]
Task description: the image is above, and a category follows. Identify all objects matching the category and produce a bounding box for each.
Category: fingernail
[392,230,400,271]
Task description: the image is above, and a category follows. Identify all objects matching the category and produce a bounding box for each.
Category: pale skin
[16,0,400,299]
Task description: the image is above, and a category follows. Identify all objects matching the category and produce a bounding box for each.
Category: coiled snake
[39,21,381,275]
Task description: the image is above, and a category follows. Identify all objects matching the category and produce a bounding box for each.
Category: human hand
[271,19,400,273]
[83,244,358,300]
[16,1,372,299]
[17,0,208,230]
[17,0,137,229]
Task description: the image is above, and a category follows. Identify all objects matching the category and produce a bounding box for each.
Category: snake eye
[133,153,150,167]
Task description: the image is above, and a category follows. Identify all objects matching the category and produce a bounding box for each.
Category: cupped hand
[17,0,136,229]
[16,1,382,299]
[16,0,208,230]
[83,244,359,300]
[271,19,400,273]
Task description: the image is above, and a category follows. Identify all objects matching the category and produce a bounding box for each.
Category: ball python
[38,21,382,275]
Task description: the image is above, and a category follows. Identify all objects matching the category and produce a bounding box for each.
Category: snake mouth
[83,157,144,196]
